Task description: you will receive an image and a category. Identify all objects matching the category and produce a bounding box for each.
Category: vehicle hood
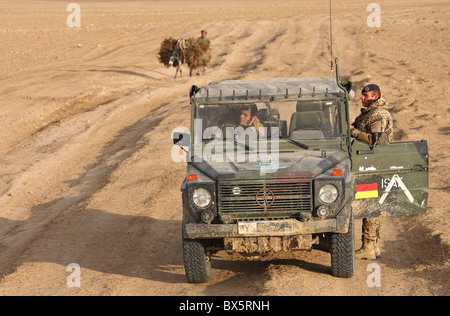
[191,150,347,180]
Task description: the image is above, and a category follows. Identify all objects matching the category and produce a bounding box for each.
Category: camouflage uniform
[351,97,393,145]
[351,96,393,259]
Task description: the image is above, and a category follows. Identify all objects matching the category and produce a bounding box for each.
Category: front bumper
[184,217,349,239]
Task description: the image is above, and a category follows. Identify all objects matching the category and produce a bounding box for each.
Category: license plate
[237,220,294,235]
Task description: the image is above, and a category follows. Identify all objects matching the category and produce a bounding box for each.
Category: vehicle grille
[217,179,312,222]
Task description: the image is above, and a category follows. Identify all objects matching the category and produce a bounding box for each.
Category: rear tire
[330,211,355,278]
[183,238,211,283]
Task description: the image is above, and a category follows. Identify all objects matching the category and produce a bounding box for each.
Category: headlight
[319,184,338,204]
[192,188,212,208]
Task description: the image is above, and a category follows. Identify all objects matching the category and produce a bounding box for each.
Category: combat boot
[375,239,381,257]
[355,237,377,260]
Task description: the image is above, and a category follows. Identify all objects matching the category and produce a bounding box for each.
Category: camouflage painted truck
[173,61,429,283]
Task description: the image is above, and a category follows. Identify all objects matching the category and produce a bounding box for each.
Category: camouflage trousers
[362,217,380,241]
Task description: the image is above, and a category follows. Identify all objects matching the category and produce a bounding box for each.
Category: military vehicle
[173,59,429,283]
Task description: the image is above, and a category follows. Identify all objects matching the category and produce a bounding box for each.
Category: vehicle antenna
[329,0,334,76]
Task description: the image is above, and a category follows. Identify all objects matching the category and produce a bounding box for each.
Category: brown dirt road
[0,0,448,296]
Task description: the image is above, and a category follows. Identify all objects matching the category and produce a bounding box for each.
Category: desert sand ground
[0,0,448,296]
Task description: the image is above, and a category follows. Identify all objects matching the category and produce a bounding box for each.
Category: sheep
[158,37,211,78]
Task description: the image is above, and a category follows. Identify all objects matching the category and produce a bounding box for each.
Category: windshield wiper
[280,137,309,150]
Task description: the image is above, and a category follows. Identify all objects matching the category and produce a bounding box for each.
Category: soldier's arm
[351,128,373,144]
[350,121,372,144]
[351,117,388,145]
[369,118,390,145]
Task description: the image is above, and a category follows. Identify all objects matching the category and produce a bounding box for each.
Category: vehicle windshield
[194,99,341,144]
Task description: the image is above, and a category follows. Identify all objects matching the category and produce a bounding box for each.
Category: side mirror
[341,81,355,99]
[189,85,200,98]
[348,90,356,100]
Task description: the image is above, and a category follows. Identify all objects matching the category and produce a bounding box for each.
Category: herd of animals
[158,34,211,79]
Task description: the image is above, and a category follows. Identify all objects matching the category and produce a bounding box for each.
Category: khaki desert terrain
[0,0,448,296]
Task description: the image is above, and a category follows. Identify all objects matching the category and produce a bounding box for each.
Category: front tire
[183,238,211,283]
[330,212,355,278]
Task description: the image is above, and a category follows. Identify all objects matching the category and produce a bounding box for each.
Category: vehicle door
[350,139,429,218]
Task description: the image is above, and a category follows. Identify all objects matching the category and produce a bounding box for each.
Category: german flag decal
[355,183,379,199]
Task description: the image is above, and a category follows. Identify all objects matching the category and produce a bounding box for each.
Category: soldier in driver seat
[239,104,265,136]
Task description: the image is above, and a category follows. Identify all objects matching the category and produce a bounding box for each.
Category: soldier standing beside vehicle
[350,84,393,260]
